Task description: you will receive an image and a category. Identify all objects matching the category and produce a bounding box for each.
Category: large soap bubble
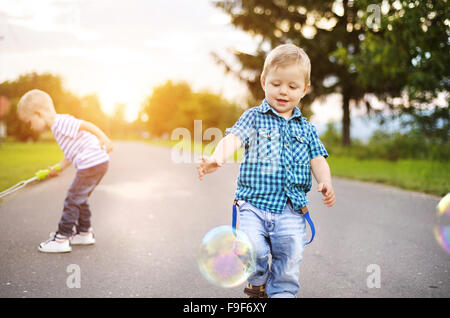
[198,226,256,288]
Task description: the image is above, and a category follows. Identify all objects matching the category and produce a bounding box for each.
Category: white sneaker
[38,232,72,253]
[70,229,95,245]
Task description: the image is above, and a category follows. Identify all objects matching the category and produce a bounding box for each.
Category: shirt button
[285,142,289,147]
[286,165,289,170]
[285,187,289,192]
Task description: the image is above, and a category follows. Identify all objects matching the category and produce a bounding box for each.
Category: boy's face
[261,64,309,118]
[22,111,48,133]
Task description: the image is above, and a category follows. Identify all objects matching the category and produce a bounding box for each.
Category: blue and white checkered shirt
[225,99,328,213]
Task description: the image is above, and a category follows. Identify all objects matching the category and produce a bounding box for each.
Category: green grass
[327,156,449,197]
[0,141,63,192]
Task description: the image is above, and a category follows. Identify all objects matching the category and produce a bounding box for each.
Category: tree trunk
[342,94,351,146]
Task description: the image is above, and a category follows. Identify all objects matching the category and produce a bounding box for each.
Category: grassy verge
[327,156,449,197]
[0,141,63,191]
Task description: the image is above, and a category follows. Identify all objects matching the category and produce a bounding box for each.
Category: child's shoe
[70,229,95,245]
[38,232,72,253]
[244,284,268,298]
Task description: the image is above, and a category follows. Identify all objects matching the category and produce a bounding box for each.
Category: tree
[179,91,242,133]
[0,73,67,141]
[141,80,242,137]
[142,81,192,137]
[213,0,449,146]
[339,0,449,143]
[213,0,384,146]
[0,72,115,141]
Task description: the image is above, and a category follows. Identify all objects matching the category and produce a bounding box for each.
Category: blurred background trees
[0,1,447,163]
[140,80,242,138]
[0,73,241,142]
[212,0,449,147]
[342,0,449,144]
[0,72,128,141]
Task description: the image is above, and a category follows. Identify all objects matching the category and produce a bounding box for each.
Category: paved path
[0,141,448,297]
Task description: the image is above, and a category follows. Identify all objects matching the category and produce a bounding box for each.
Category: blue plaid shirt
[225,99,328,213]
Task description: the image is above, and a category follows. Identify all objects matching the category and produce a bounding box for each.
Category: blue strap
[232,202,316,245]
[302,211,315,245]
[232,202,238,236]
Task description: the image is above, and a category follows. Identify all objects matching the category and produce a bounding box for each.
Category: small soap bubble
[198,226,256,288]
[436,193,450,217]
[434,193,450,254]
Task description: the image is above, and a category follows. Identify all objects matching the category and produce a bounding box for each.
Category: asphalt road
[0,141,448,298]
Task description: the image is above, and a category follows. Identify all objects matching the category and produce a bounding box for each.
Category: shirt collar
[257,99,303,121]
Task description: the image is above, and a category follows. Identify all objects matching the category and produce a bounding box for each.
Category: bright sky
[0,0,344,123]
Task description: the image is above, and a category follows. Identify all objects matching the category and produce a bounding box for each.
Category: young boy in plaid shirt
[197,44,336,298]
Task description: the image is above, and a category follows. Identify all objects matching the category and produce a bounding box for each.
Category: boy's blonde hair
[17,89,54,120]
[261,43,311,86]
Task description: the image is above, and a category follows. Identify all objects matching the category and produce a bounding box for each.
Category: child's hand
[47,166,60,178]
[197,156,223,180]
[100,137,114,153]
[317,182,336,207]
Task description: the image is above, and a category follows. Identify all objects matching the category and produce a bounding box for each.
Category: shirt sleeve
[225,108,255,147]
[54,115,81,139]
[308,124,328,160]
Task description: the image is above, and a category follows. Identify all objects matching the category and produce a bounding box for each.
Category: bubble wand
[0,163,61,199]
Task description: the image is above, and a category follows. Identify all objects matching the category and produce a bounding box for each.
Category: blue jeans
[58,161,109,236]
[239,200,307,298]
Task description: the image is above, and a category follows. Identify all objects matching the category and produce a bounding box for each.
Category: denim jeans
[239,200,307,298]
[58,161,109,236]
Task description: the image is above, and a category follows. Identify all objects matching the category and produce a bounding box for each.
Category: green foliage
[0,72,69,141]
[0,72,124,141]
[141,80,242,137]
[354,0,449,98]
[213,0,375,145]
[366,130,449,161]
[399,105,449,143]
[214,0,449,147]
[3,99,39,141]
[320,122,342,151]
[143,81,192,137]
[321,121,449,161]
[345,0,449,142]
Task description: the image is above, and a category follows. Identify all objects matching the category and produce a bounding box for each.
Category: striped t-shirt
[51,114,110,170]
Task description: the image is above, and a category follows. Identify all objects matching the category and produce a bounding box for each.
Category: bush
[367,130,449,161]
[321,122,449,161]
